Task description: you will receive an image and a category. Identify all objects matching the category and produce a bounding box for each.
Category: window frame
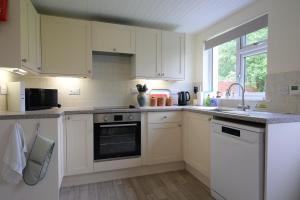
[207,29,268,99]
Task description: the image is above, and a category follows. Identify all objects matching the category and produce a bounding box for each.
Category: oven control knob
[103,116,109,122]
[128,115,134,120]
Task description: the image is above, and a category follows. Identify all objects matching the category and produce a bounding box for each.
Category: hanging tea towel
[1,122,27,184]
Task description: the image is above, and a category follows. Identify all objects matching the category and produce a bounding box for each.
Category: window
[245,27,268,46]
[212,39,237,94]
[206,19,268,98]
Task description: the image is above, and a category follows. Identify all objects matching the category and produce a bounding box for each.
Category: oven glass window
[94,123,141,160]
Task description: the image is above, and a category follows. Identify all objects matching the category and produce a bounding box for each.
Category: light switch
[130,88,138,94]
[69,88,80,95]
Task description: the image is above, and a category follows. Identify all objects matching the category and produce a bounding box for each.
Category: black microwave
[25,88,59,111]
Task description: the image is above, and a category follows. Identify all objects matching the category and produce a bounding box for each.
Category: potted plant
[136,84,148,107]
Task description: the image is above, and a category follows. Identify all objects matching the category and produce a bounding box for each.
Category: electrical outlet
[0,83,7,95]
[131,88,138,94]
[69,88,80,95]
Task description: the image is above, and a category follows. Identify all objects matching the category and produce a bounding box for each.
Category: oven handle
[99,123,138,128]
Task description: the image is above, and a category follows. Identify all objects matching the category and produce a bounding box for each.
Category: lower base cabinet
[146,112,182,165]
[183,112,212,180]
[64,114,93,176]
[62,111,211,179]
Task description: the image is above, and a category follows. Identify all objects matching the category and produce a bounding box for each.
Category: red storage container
[0,0,8,22]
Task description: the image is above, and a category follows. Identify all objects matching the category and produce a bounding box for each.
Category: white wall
[194,0,269,84]
[267,0,300,74]
[0,0,21,69]
[194,0,300,80]
[193,0,300,113]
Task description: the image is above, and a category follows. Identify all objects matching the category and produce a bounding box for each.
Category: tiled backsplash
[19,54,194,108]
[265,71,300,114]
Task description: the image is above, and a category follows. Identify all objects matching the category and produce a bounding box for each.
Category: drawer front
[148,112,181,123]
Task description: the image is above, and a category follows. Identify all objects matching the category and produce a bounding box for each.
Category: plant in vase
[136,84,148,107]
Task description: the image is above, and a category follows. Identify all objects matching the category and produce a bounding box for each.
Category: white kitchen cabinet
[162,31,185,80]
[133,28,185,80]
[146,112,182,165]
[21,0,41,73]
[133,27,161,78]
[41,15,92,77]
[0,0,41,73]
[183,112,212,181]
[57,117,64,188]
[92,22,135,54]
[64,114,93,176]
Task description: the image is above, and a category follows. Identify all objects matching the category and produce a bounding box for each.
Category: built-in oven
[93,112,141,161]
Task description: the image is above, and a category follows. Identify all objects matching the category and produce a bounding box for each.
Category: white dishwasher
[211,119,264,200]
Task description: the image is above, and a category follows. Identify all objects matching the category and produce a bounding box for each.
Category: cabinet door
[65,114,93,176]
[162,31,185,80]
[184,113,211,178]
[147,123,182,165]
[135,27,161,78]
[92,22,135,54]
[57,117,64,188]
[20,0,41,73]
[41,15,92,77]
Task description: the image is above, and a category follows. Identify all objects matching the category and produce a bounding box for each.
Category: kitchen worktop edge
[0,106,300,124]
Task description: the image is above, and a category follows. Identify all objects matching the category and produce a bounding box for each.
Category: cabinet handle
[178,124,182,127]
[67,116,70,120]
[113,48,117,52]
[161,72,165,76]
[158,73,161,76]
[162,116,168,119]
[37,67,41,70]
[22,58,27,63]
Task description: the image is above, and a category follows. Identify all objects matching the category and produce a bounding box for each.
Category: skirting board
[185,163,210,188]
[62,161,185,187]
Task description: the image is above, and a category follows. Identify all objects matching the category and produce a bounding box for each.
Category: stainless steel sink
[211,108,271,116]
[211,108,251,116]
[221,110,251,116]
[211,108,238,112]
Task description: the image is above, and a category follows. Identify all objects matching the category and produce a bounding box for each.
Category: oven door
[94,122,141,161]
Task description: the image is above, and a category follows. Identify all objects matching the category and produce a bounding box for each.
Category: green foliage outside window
[246,27,268,45]
[216,27,268,92]
[245,53,267,92]
[218,40,236,81]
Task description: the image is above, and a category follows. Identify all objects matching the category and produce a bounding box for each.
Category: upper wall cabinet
[162,31,185,80]
[21,0,41,73]
[92,22,136,54]
[133,28,185,81]
[41,15,92,77]
[134,27,161,78]
[0,0,41,73]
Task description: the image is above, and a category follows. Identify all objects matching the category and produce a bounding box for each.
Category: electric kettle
[178,91,190,106]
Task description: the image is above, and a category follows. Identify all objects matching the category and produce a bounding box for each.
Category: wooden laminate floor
[60,170,213,200]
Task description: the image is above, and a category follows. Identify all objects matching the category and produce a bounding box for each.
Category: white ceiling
[32,0,256,33]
